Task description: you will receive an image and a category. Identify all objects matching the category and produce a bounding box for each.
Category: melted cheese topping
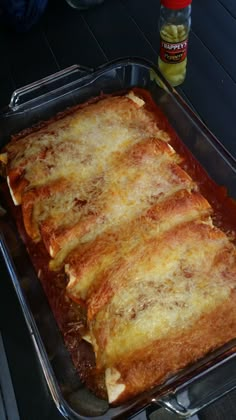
[23,138,175,241]
[4,91,236,405]
[89,221,235,369]
[66,190,211,301]
[20,137,188,269]
[47,140,193,268]
[6,94,169,205]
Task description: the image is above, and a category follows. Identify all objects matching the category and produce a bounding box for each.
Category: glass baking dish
[0,58,235,419]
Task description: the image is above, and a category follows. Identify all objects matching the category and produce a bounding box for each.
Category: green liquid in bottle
[158,24,188,87]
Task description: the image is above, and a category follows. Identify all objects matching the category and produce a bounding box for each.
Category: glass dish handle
[151,351,236,418]
[9,64,93,111]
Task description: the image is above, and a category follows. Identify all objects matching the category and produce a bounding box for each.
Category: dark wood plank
[0,26,16,109]
[82,0,157,62]
[0,69,15,109]
[41,0,107,69]
[218,0,236,19]
[192,0,236,82]
[0,334,20,420]
[113,0,236,159]
[181,31,236,159]
[120,0,160,51]
[1,27,59,90]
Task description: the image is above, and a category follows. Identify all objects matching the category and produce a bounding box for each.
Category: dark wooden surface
[0,0,236,419]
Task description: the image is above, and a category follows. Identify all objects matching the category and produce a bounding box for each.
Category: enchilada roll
[87,221,236,403]
[20,136,190,268]
[4,93,169,205]
[65,189,212,302]
[45,138,192,268]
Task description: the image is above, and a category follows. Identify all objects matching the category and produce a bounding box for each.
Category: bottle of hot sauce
[158,0,192,87]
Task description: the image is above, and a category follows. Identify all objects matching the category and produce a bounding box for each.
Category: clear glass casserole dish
[0,58,235,419]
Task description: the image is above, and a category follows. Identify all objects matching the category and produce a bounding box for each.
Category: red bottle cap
[161,0,192,9]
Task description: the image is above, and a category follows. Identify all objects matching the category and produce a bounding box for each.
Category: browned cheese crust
[109,296,236,403]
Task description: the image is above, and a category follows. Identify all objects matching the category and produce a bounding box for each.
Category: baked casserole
[1,90,236,404]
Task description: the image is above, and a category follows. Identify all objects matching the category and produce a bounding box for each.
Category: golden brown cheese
[66,190,212,302]
[21,139,174,242]
[87,221,236,402]
[105,296,236,403]
[5,94,169,205]
[22,137,193,270]
[48,140,193,269]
